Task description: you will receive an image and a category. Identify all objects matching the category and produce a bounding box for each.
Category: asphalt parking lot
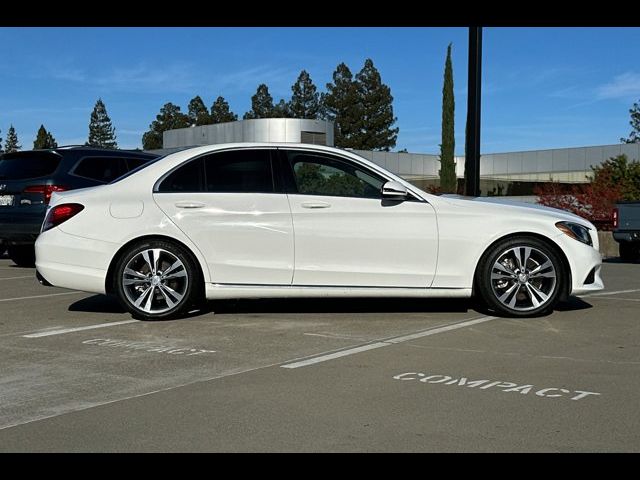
[0,254,639,452]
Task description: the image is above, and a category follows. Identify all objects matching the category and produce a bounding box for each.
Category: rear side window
[0,152,61,180]
[157,158,204,192]
[204,150,274,193]
[72,157,128,183]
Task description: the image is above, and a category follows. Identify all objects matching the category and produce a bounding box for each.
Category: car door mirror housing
[382,181,408,199]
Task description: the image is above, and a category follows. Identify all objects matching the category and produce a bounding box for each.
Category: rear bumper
[35,227,119,294]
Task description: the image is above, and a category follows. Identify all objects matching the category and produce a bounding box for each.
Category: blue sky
[0,27,639,154]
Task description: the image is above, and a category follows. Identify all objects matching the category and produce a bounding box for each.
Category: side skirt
[205,284,472,300]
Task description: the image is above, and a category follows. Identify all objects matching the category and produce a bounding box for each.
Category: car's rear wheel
[476,237,565,317]
[114,239,200,320]
[8,245,36,268]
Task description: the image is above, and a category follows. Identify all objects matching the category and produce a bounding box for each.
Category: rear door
[153,148,294,285]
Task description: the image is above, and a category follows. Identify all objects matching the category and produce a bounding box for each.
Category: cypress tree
[33,125,57,149]
[353,59,399,151]
[439,44,457,193]
[322,63,361,148]
[5,125,21,152]
[87,98,118,149]
[289,70,320,119]
[188,95,211,126]
[621,100,640,143]
[142,102,190,150]
[243,84,275,119]
[210,96,238,123]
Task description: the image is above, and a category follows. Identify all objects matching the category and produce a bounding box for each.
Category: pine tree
[87,98,118,149]
[0,128,3,153]
[321,63,361,148]
[439,44,457,193]
[142,102,190,150]
[243,84,275,119]
[273,99,292,118]
[289,70,320,119]
[33,125,57,149]
[5,125,21,152]
[210,96,238,123]
[46,131,58,148]
[187,95,211,126]
[353,59,399,151]
[621,101,640,143]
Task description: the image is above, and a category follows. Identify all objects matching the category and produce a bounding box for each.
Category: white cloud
[597,72,640,99]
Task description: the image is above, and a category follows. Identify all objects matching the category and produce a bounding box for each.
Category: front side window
[204,149,274,193]
[286,151,384,199]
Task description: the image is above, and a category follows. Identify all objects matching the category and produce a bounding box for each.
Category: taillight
[613,208,619,229]
[42,203,84,232]
[23,185,68,205]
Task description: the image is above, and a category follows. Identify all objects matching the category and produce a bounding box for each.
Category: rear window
[0,152,61,180]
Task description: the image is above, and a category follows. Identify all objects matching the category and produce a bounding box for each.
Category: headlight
[555,221,593,246]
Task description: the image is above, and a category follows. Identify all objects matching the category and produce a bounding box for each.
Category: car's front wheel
[476,237,565,317]
[114,239,201,320]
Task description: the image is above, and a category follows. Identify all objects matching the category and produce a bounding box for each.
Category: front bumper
[554,233,604,296]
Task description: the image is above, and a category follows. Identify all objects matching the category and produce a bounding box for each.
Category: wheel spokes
[122,248,189,314]
[491,246,557,312]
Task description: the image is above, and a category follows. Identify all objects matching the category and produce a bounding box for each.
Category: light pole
[465,26,482,197]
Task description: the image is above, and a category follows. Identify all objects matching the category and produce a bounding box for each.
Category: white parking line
[0,276,35,281]
[587,296,640,303]
[282,315,497,369]
[580,288,640,298]
[23,320,139,338]
[0,291,83,303]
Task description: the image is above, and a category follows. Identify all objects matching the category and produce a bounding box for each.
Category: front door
[282,149,438,288]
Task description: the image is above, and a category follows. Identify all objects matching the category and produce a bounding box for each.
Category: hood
[437,194,594,228]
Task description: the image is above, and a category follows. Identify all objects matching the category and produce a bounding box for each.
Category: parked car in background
[0,146,159,267]
[35,143,603,320]
[613,201,640,262]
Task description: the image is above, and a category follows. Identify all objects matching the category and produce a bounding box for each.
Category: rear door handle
[175,201,206,209]
[301,201,331,209]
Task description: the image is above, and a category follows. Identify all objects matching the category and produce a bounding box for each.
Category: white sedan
[35,143,603,320]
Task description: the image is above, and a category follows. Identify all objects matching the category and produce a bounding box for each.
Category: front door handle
[175,201,206,209]
[301,201,331,209]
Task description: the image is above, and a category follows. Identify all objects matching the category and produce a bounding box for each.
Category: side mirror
[382,180,408,200]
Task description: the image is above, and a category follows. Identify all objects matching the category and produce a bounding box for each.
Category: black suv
[0,146,159,267]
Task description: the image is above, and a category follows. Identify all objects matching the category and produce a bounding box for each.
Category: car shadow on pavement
[68,294,592,319]
[68,294,127,314]
[555,296,593,312]
[68,294,474,317]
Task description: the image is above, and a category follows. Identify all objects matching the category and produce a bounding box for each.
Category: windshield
[0,152,61,180]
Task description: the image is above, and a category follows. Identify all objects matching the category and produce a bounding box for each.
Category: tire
[113,239,201,320]
[619,242,639,263]
[476,236,565,317]
[8,245,36,268]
